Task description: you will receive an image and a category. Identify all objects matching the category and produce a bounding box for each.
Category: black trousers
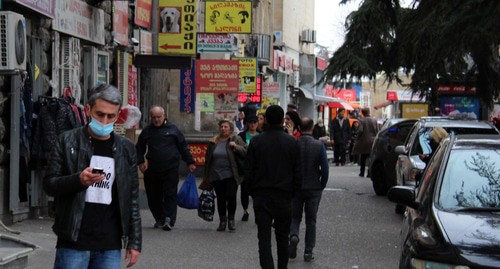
[359,154,370,176]
[143,168,179,225]
[253,195,291,269]
[213,177,238,220]
[240,180,250,210]
[334,142,347,164]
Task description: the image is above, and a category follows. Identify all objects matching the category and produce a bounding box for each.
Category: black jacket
[330,118,351,144]
[43,127,142,251]
[245,125,301,198]
[136,121,195,172]
[298,134,329,190]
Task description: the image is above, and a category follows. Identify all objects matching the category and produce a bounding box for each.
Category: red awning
[328,101,354,110]
[374,101,393,110]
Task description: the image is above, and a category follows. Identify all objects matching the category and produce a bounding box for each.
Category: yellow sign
[402,103,429,118]
[205,1,252,34]
[158,0,197,55]
[237,58,257,93]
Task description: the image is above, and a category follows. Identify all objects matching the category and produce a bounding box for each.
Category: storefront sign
[437,85,476,94]
[204,1,252,33]
[439,96,480,119]
[53,0,105,45]
[135,0,152,29]
[180,62,195,113]
[402,103,428,118]
[197,33,236,53]
[139,30,153,54]
[13,0,55,18]
[237,58,257,93]
[195,59,239,93]
[387,90,426,102]
[215,92,238,112]
[189,144,208,165]
[127,54,137,106]
[158,0,197,55]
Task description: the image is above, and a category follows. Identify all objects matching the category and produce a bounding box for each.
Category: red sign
[387,91,398,101]
[135,0,152,29]
[437,85,476,94]
[195,60,239,93]
[316,57,328,71]
[113,1,129,46]
[238,77,261,103]
[189,144,208,165]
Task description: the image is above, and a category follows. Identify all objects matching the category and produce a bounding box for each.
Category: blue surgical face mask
[88,117,115,137]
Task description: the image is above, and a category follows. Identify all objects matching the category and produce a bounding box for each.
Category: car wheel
[395,204,406,214]
[371,162,387,196]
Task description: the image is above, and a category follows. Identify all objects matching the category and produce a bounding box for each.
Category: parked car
[393,117,500,213]
[369,118,417,195]
[388,134,500,269]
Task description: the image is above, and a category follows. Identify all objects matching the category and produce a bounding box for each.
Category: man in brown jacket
[352,108,380,177]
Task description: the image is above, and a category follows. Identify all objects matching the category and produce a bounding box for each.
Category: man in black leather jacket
[44,84,141,268]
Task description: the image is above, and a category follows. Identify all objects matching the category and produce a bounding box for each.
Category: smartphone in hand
[92,167,104,174]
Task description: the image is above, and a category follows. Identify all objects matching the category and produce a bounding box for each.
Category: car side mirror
[387,186,420,209]
[395,145,406,155]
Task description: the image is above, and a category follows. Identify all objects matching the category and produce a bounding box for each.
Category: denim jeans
[290,190,323,254]
[54,248,121,269]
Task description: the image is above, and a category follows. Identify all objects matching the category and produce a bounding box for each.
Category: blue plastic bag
[177,173,199,209]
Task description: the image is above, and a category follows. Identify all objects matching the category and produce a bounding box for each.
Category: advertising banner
[199,93,215,112]
[113,1,129,46]
[238,58,257,93]
[13,0,55,18]
[195,59,239,93]
[439,96,480,119]
[135,0,152,29]
[53,0,105,45]
[204,1,252,33]
[189,144,208,165]
[180,62,195,113]
[127,54,137,106]
[158,0,197,55]
[215,92,238,111]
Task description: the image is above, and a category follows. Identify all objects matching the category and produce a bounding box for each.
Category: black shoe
[162,222,172,231]
[335,163,339,167]
[359,173,364,177]
[228,220,236,231]
[154,221,163,229]
[217,221,227,231]
[241,212,249,221]
[304,253,315,262]
[288,235,299,259]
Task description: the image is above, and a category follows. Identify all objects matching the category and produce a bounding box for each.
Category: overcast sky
[314,0,360,51]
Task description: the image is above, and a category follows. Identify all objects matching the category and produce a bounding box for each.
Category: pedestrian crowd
[43,86,376,269]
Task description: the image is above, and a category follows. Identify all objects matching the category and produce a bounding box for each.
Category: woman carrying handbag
[201,119,246,231]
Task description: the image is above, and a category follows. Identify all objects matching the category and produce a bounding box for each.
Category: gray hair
[87,84,122,108]
[150,105,165,115]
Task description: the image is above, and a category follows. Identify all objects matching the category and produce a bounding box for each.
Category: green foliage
[323,0,500,108]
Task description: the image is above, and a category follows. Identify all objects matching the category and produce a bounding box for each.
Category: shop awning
[313,95,345,103]
[297,87,314,100]
[374,101,393,110]
[327,101,354,110]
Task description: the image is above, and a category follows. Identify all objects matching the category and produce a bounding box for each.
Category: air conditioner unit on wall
[300,29,316,44]
[273,31,283,47]
[0,11,27,73]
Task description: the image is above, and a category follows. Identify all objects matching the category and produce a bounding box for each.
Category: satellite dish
[15,19,25,65]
